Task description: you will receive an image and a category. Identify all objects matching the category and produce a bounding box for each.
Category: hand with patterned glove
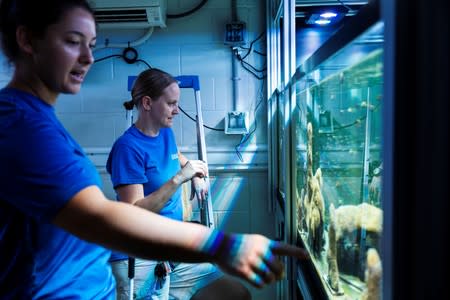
[201,231,310,288]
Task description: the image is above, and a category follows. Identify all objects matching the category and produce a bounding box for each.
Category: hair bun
[123,100,134,110]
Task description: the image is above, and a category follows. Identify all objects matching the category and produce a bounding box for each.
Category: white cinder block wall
[1,0,276,298]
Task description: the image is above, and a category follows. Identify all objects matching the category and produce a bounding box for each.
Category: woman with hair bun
[107,68,251,299]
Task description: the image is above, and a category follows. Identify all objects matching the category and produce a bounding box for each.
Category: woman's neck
[134,118,160,137]
[8,71,57,105]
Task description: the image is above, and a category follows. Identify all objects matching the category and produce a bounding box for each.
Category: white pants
[111,259,223,300]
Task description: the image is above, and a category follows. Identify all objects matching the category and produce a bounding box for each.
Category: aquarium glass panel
[294,20,384,299]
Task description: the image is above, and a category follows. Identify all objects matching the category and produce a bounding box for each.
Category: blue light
[315,19,331,25]
[320,12,338,19]
[306,11,341,26]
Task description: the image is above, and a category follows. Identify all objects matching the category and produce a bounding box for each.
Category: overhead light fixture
[305,9,344,26]
[320,12,338,19]
[297,4,364,27]
[315,19,331,25]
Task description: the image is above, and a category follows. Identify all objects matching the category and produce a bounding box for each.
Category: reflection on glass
[278,93,286,201]
[294,21,384,300]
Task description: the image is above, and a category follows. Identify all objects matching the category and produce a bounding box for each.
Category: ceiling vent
[91,0,167,29]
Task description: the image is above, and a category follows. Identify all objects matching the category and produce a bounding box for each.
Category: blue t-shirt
[0,88,115,299]
[106,125,183,261]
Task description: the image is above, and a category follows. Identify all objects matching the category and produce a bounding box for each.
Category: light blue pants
[111,259,223,300]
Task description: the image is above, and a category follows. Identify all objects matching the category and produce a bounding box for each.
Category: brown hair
[0,0,95,63]
[123,68,177,110]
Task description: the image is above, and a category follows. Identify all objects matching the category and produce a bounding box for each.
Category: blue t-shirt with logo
[0,88,115,299]
[106,125,183,261]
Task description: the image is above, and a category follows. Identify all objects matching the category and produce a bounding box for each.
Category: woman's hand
[190,176,209,201]
[174,160,208,184]
[203,232,310,288]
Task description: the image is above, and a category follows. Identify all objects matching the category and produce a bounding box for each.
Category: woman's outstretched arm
[53,185,309,287]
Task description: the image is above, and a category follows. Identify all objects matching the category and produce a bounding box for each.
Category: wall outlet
[225,111,249,135]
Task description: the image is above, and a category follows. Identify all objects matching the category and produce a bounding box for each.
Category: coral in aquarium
[326,203,342,294]
[303,122,325,256]
[296,187,305,233]
[327,203,382,281]
[361,248,382,300]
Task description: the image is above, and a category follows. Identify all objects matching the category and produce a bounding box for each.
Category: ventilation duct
[91,0,167,29]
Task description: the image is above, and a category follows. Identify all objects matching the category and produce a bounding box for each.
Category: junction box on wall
[225,111,249,135]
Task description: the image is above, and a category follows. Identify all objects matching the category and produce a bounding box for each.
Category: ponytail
[123,100,134,111]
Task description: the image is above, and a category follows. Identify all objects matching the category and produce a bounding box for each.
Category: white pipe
[231,0,240,112]
[94,27,154,51]
[231,47,240,111]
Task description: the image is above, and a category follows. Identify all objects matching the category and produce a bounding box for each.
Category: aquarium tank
[293,20,384,299]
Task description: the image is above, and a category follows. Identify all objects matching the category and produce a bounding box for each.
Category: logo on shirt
[171,153,178,160]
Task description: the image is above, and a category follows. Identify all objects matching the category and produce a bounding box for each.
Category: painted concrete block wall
[0,55,12,88]
[0,1,276,298]
[56,0,268,153]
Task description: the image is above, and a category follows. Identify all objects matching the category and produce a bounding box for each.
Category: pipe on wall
[231,0,240,112]
[231,47,240,111]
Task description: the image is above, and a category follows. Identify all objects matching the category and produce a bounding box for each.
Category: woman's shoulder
[111,126,146,153]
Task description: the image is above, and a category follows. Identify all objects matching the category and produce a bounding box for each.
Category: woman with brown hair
[107,68,251,299]
[0,0,308,298]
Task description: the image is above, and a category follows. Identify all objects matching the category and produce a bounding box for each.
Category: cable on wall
[94,51,222,131]
[93,27,154,51]
[233,32,267,80]
[178,106,224,132]
[122,47,138,64]
[234,79,265,161]
[167,0,209,19]
[94,46,152,69]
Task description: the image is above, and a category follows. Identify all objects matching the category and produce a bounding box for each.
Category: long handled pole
[194,90,215,228]
[128,257,135,300]
[176,75,215,228]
